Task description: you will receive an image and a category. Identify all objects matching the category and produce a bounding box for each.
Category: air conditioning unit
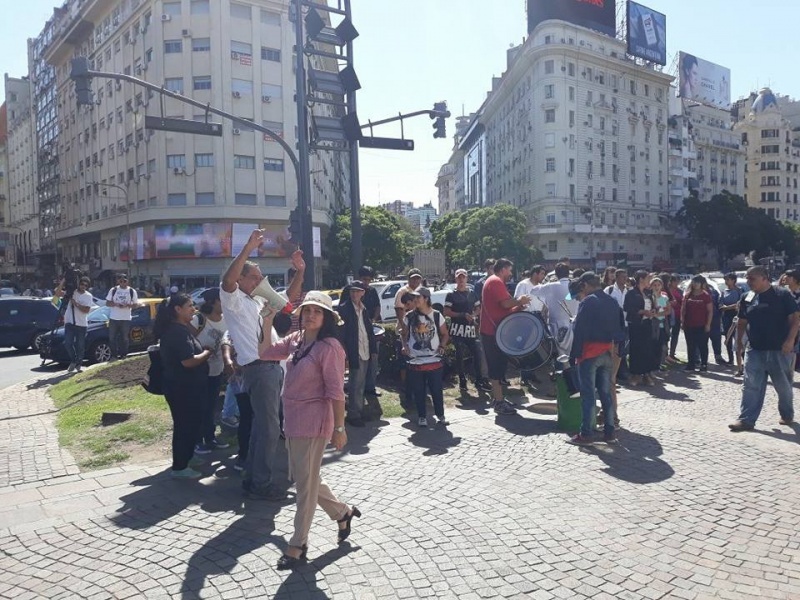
[232,128,241,135]
[181,29,191,37]
[261,95,271,103]
[232,91,241,98]
[161,14,171,22]
[172,167,184,175]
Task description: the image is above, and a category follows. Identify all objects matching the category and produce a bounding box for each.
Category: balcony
[669,186,684,197]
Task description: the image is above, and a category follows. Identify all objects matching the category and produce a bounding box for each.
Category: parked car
[0,297,60,351]
[0,287,18,297]
[39,298,163,365]
[370,280,449,322]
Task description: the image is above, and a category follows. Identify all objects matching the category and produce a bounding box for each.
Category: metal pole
[345,0,362,274]
[293,0,316,289]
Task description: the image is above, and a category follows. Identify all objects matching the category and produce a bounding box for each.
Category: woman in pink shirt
[260,291,360,570]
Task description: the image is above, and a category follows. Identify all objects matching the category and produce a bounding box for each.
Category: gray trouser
[108,319,131,358]
[347,359,369,419]
[241,361,284,489]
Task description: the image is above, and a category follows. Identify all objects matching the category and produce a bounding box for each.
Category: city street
[0,350,798,599]
[0,348,62,390]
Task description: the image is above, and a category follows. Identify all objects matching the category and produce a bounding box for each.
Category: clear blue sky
[2,1,799,208]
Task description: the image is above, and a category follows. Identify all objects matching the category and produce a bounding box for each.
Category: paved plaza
[0,358,799,600]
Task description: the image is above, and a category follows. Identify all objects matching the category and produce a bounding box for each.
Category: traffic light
[431,101,450,139]
[70,57,94,106]
[288,207,302,243]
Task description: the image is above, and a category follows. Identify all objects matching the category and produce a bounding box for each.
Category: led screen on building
[231,223,296,258]
[678,52,731,109]
[527,0,617,38]
[626,1,666,65]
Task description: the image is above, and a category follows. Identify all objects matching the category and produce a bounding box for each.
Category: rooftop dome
[751,87,778,114]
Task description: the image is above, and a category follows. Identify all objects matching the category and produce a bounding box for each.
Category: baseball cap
[348,280,368,292]
[455,268,468,277]
[578,271,600,285]
[408,268,423,279]
[416,287,431,299]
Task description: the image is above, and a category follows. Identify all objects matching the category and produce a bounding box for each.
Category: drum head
[372,324,385,337]
[495,312,547,357]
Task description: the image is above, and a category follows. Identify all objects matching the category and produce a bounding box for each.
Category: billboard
[231,223,296,258]
[154,223,232,259]
[626,1,666,65]
[527,0,617,38]
[678,52,731,108]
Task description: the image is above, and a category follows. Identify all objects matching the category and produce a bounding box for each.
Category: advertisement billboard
[154,223,232,259]
[231,223,296,258]
[678,52,731,109]
[527,0,617,38]
[626,1,666,65]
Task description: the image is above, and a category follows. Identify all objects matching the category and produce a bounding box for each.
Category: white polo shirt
[220,285,278,366]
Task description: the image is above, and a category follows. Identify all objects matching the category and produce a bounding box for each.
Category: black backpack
[141,345,165,395]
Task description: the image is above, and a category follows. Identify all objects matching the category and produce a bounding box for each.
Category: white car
[370,280,448,322]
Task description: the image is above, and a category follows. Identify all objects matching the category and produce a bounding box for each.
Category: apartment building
[41,0,348,290]
[448,22,674,269]
[733,88,800,223]
[0,104,8,275]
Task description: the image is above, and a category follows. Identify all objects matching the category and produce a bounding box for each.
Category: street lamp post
[92,182,131,275]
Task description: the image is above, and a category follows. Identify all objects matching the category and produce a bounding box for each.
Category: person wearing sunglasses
[106,273,139,361]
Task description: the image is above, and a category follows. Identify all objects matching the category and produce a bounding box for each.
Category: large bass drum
[495,311,556,371]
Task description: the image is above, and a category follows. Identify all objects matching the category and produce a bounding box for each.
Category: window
[261,83,283,99]
[167,193,187,206]
[544,60,554,75]
[232,79,253,96]
[190,0,210,14]
[548,240,558,253]
[261,47,281,62]
[569,86,575,101]
[192,76,212,91]
[231,40,253,56]
[234,155,255,169]
[545,109,556,123]
[545,184,556,197]
[545,212,556,224]
[164,40,182,53]
[230,3,251,19]
[163,2,181,15]
[545,158,556,172]
[167,154,186,169]
[262,120,284,138]
[265,195,287,207]
[545,133,555,148]
[569,111,575,127]
[261,9,281,25]
[164,78,184,93]
[568,63,575,76]
[195,192,215,205]
[195,153,214,167]
[235,193,257,205]
[192,38,211,52]
[544,84,554,99]
[264,158,285,172]
[148,159,156,174]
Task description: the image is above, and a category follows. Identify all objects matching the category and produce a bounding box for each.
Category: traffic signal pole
[344,0,363,275]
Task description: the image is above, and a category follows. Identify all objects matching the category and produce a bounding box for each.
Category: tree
[323,206,415,286]
[429,205,542,272]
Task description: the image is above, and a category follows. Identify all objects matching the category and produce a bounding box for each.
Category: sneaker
[475,379,492,391]
[188,456,206,468]
[715,355,729,365]
[75,365,83,373]
[567,433,594,446]
[699,364,708,372]
[194,444,213,455]
[435,415,449,426]
[67,363,76,373]
[232,459,245,472]
[728,420,755,432]
[459,381,468,393]
[779,417,795,426]
[417,417,428,427]
[210,439,229,450]
[684,364,697,372]
[603,433,619,444]
[493,400,517,415]
[499,379,511,386]
[220,416,240,428]
[171,467,202,479]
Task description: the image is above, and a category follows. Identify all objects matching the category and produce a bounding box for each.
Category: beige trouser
[287,436,349,548]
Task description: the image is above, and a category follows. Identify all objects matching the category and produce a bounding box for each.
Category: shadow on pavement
[333,419,384,459]
[494,413,557,437]
[273,541,359,599]
[645,386,695,402]
[754,422,800,445]
[401,421,462,456]
[581,429,674,484]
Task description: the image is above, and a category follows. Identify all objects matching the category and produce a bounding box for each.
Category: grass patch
[49,356,173,471]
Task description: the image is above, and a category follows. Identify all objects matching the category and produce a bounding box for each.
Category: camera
[61,262,83,303]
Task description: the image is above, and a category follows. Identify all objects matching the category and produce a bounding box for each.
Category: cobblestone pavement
[0,356,799,599]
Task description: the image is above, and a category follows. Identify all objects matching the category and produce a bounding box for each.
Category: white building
[443,22,675,270]
[3,75,39,277]
[41,0,348,290]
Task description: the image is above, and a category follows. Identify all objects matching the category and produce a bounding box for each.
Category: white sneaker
[417,417,428,427]
[67,363,76,373]
[75,365,83,373]
[436,416,449,426]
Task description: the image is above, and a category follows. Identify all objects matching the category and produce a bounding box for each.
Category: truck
[413,249,446,286]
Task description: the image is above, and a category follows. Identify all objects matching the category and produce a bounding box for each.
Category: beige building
[733,88,800,223]
[3,75,39,277]
[42,0,348,290]
[443,22,674,269]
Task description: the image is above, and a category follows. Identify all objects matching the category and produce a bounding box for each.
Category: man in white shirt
[515,266,548,385]
[63,277,94,373]
[221,229,304,501]
[535,263,578,355]
[604,268,630,380]
[105,273,139,361]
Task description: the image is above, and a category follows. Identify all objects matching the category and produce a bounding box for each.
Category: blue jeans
[578,350,614,437]
[221,383,240,420]
[409,366,445,419]
[64,323,87,365]
[739,349,795,425]
[108,319,131,358]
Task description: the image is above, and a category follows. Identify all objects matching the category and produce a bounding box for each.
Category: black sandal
[337,506,361,543]
[276,545,307,570]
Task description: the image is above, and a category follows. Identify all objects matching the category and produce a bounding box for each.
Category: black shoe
[699,364,708,372]
[276,545,308,570]
[475,379,492,391]
[459,381,468,392]
[715,356,729,366]
[345,416,365,427]
[365,389,382,397]
[247,484,288,502]
[684,364,697,372]
[337,506,361,543]
[499,379,511,387]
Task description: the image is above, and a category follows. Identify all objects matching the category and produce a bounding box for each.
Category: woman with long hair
[650,277,672,370]
[623,271,657,386]
[153,293,213,478]
[259,291,359,570]
[681,275,713,372]
[602,266,617,289]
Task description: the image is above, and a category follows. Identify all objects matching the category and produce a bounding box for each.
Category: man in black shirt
[444,269,490,393]
[729,266,799,431]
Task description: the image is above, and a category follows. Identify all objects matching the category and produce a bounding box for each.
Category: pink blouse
[261,332,346,439]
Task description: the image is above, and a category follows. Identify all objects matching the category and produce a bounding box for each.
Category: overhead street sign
[145,115,223,136]
[359,136,414,151]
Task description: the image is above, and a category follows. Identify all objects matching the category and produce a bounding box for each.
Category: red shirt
[480,275,515,335]
[578,341,613,364]
[682,291,711,328]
